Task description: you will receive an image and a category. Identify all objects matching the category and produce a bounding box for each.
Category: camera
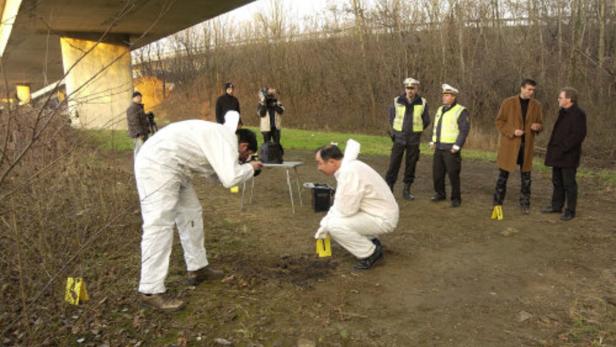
[146,112,158,133]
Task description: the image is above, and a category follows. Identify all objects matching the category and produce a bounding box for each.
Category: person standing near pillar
[215,82,241,125]
[430,84,470,208]
[126,91,150,156]
[493,79,544,215]
[542,87,587,221]
[385,78,430,200]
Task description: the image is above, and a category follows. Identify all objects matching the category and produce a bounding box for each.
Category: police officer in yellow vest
[430,84,470,207]
[385,78,430,200]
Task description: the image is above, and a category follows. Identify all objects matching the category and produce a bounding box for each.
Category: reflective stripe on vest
[432,104,465,144]
[393,97,426,132]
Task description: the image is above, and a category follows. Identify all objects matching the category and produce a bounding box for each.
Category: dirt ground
[86,149,616,346]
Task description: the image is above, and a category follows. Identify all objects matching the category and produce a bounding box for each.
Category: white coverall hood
[223,111,240,133]
[341,139,360,165]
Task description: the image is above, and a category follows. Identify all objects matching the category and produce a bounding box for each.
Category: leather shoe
[560,210,575,221]
[541,206,561,214]
[354,244,384,270]
[187,266,225,286]
[431,194,446,202]
[140,293,185,311]
[451,200,461,208]
[402,184,415,201]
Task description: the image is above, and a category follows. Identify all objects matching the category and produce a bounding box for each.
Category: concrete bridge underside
[0,0,254,128]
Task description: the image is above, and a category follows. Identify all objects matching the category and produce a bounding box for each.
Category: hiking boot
[451,199,461,208]
[402,184,415,201]
[431,194,446,202]
[354,244,384,270]
[140,293,185,311]
[187,266,225,286]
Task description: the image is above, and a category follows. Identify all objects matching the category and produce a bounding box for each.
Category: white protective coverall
[134,113,254,294]
[317,140,399,258]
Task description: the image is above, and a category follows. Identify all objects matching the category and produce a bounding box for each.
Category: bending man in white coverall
[314,140,399,270]
[134,112,263,311]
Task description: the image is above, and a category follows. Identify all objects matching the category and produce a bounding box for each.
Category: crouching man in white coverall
[314,140,399,270]
[134,111,262,311]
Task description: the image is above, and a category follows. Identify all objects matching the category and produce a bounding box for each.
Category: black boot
[354,243,384,270]
[560,209,575,221]
[402,184,415,200]
[371,238,382,247]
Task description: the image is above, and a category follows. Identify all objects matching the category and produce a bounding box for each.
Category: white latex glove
[451,145,460,153]
[314,227,329,240]
[429,142,435,149]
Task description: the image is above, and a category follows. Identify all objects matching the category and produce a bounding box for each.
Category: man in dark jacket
[385,77,430,200]
[215,82,241,124]
[542,87,587,221]
[126,91,150,156]
[257,87,285,143]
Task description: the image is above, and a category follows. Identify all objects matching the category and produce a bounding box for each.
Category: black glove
[253,168,262,177]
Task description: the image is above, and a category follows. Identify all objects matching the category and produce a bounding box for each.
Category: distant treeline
[136,0,616,166]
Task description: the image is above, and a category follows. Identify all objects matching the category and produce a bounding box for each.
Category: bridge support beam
[60,37,132,129]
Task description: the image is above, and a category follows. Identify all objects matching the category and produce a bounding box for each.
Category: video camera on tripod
[146,112,158,134]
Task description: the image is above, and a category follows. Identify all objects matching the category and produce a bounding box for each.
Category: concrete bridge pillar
[60,37,132,129]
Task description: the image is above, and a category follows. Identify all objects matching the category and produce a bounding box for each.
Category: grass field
[84,127,616,186]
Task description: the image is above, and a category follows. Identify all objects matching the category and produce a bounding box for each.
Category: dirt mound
[230,254,338,289]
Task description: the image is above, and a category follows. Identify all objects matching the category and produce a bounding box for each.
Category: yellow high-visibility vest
[393,97,426,132]
[432,104,466,144]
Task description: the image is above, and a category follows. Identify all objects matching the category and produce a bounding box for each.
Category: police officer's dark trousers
[385,142,420,187]
[433,149,461,201]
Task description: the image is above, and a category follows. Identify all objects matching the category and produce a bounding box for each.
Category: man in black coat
[542,87,587,221]
[215,82,241,124]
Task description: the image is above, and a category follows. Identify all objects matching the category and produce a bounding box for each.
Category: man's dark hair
[520,79,537,87]
[236,128,258,152]
[560,87,578,103]
[316,144,344,160]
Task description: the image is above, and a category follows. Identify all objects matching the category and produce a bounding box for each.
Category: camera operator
[126,91,151,156]
[257,87,285,143]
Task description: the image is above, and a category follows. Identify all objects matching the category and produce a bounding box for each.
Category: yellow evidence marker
[316,236,332,257]
[65,277,89,305]
[230,186,239,193]
[491,205,504,221]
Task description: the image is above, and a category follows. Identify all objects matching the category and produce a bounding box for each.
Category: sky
[219,0,334,24]
[211,0,376,30]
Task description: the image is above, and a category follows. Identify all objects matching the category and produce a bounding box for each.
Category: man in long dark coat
[542,87,587,221]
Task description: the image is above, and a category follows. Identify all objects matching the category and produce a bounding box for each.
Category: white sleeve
[328,169,363,218]
[195,129,254,188]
